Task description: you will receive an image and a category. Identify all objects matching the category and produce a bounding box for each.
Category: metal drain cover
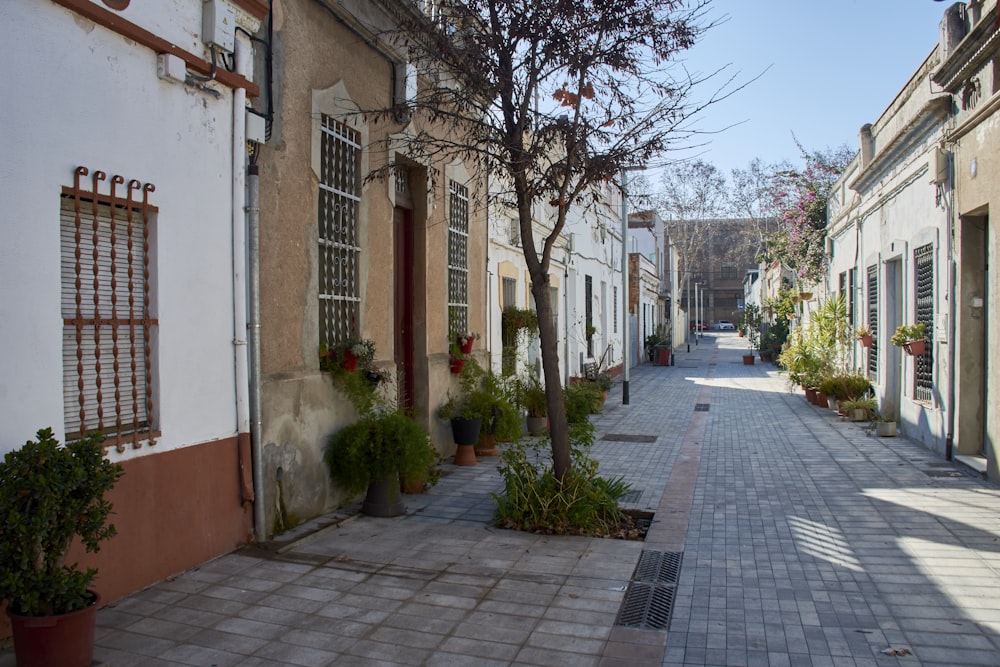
[616,550,683,630]
[616,582,675,630]
[634,550,682,584]
[694,403,710,412]
[602,434,658,443]
[923,469,966,478]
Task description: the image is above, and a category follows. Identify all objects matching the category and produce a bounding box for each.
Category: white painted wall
[0,1,242,457]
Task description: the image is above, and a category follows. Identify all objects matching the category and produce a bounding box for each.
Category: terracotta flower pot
[742,354,755,365]
[7,592,100,667]
[859,334,873,348]
[903,339,926,356]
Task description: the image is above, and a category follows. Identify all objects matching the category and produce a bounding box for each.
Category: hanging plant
[501,306,539,344]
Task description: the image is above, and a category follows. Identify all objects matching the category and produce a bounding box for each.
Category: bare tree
[655,159,727,317]
[729,157,786,256]
[365,0,721,480]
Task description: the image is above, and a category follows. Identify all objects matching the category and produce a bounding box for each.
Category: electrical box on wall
[246,111,266,144]
[203,0,236,53]
[157,53,187,84]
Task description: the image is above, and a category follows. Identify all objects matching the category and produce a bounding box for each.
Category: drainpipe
[944,148,956,461]
[232,36,251,493]
[233,34,266,541]
[247,161,264,537]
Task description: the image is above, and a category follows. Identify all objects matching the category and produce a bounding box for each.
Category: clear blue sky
[672,0,950,175]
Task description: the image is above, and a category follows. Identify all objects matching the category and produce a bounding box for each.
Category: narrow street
[11,333,1000,667]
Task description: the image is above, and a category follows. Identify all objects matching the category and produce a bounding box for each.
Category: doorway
[884,258,903,420]
[394,206,415,412]
[958,212,989,461]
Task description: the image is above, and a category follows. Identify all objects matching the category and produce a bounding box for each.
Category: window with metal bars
[448,180,469,338]
[720,263,737,280]
[319,116,361,347]
[914,244,934,401]
[867,264,878,379]
[60,166,158,451]
[501,277,517,375]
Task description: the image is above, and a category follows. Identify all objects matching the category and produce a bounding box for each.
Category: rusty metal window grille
[914,243,934,401]
[319,116,361,347]
[867,264,878,379]
[60,166,158,451]
[448,180,469,338]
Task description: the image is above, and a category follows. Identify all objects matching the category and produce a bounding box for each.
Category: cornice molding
[933,6,1000,90]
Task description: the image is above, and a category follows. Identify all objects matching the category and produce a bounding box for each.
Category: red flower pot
[458,336,475,354]
[341,349,358,372]
[449,356,466,374]
[7,593,100,667]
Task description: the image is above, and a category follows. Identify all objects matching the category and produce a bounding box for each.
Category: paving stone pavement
[4,332,1000,666]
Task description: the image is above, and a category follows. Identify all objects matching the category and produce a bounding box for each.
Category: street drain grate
[923,469,967,478]
[602,434,659,443]
[634,550,682,584]
[615,550,683,630]
[694,403,710,412]
[616,582,675,630]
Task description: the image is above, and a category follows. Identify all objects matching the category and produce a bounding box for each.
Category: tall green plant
[0,429,124,616]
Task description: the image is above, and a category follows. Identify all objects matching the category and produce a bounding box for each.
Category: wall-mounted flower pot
[799,291,813,300]
[458,337,475,354]
[903,339,926,356]
[876,421,897,437]
[449,356,466,374]
[859,334,873,348]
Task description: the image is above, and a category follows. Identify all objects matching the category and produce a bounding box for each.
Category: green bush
[0,428,124,617]
[492,435,630,536]
[325,411,436,496]
[564,382,601,422]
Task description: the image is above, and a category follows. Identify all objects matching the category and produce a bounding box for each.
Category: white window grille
[448,180,469,337]
[319,116,361,346]
[60,167,158,451]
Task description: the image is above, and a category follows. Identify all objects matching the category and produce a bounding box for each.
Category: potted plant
[891,323,926,356]
[856,325,873,348]
[873,415,897,437]
[473,370,522,456]
[320,337,375,373]
[325,409,437,516]
[455,331,480,355]
[842,397,877,422]
[0,428,124,667]
[517,375,548,435]
[437,358,495,464]
[741,303,761,365]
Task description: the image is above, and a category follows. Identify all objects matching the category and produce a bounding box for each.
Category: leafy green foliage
[0,428,124,616]
[492,434,630,536]
[325,412,436,496]
[891,323,926,347]
[564,382,603,422]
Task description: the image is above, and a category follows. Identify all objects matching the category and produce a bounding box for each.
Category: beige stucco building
[933,0,1000,477]
[254,0,488,534]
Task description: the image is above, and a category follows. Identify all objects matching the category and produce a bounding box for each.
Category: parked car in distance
[715,320,736,330]
[689,320,708,331]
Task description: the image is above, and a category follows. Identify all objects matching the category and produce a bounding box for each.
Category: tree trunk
[530,275,570,480]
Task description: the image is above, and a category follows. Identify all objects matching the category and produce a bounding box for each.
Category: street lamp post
[620,166,644,406]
